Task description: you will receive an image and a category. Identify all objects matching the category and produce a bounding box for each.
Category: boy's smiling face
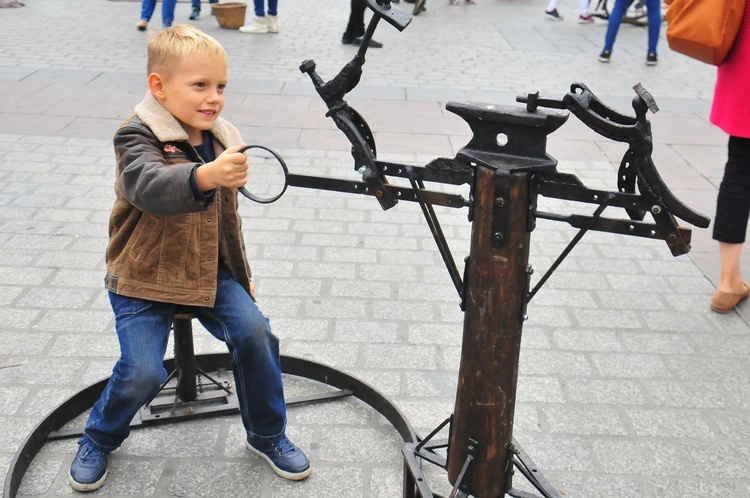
[149,55,227,145]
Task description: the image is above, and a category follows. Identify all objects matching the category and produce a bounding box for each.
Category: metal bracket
[491,170,511,245]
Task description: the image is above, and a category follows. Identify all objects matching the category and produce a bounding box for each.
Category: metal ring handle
[237,144,289,204]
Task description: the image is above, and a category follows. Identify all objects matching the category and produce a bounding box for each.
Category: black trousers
[344,0,366,38]
[714,135,750,244]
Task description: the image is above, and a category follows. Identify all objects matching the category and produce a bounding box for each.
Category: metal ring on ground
[237,144,290,204]
[3,354,417,498]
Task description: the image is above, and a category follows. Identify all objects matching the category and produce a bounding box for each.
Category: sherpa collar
[133,91,242,147]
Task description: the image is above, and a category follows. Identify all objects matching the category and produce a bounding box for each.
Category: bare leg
[717,242,745,293]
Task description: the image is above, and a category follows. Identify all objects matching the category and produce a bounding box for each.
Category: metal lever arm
[518,83,710,231]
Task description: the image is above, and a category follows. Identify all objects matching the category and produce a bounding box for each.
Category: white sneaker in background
[239,16,269,34]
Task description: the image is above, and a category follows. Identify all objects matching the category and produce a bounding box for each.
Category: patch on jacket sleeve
[164,144,179,153]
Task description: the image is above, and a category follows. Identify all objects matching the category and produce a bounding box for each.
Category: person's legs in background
[644,0,661,62]
[578,0,594,23]
[341,0,383,48]
[240,0,278,34]
[190,0,201,20]
[598,0,628,61]
[544,0,563,20]
[160,0,177,27]
[343,0,366,42]
[137,0,156,30]
[712,136,750,313]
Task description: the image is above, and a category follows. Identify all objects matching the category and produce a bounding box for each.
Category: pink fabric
[710,0,750,139]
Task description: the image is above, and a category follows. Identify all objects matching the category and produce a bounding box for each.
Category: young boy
[69,25,311,492]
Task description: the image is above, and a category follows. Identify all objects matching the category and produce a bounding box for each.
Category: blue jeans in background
[81,269,287,453]
[253,0,278,17]
[140,0,177,28]
[603,0,661,54]
[191,0,219,12]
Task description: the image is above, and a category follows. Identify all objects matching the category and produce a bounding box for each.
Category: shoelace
[275,438,296,455]
[79,445,104,462]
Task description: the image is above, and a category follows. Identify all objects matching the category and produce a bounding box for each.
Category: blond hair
[147,25,227,76]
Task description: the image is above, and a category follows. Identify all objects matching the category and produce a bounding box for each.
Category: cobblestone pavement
[1,0,749,497]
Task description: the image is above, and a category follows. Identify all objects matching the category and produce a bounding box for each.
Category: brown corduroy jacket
[104,92,252,307]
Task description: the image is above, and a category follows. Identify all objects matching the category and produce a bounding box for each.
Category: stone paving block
[168,461,265,498]
[521,435,595,472]
[404,371,457,398]
[0,417,38,453]
[642,380,730,409]
[370,465,406,498]
[296,261,356,280]
[644,478,749,498]
[544,406,628,436]
[665,355,750,384]
[723,382,750,411]
[255,297,301,318]
[640,310,711,333]
[558,475,642,498]
[16,287,95,310]
[49,334,119,358]
[517,376,565,403]
[304,298,367,320]
[363,344,437,371]
[597,290,668,311]
[15,459,61,496]
[283,342,360,370]
[545,271,611,291]
[407,322,462,347]
[334,320,398,343]
[591,353,671,379]
[626,408,714,439]
[126,420,220,458]
[620,332,695,354]
[533,288,598,308]
[565,378,645,406]
[682,441,750,479]
[594,439,690,476]
[0,308,41,329]
[0,387,29,416]
[552,329,624,352]
[525,307,574,328]
[270,317,329,342]
[574,309,642,329]
[0,330,53,358]
[317,426,402,464]
[519,350,592,377]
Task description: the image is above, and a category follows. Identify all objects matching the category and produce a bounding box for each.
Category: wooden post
[447,166,533,497]
[443,102,567,497]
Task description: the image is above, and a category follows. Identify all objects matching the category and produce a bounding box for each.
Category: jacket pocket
[129,215,161,262]
[157,216,192,287]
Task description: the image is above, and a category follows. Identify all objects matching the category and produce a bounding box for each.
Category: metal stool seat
[138,312,239,423]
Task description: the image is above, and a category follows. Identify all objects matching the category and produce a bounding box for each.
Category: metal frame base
[4,354,417,498]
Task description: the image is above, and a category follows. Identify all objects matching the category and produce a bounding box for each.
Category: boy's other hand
[195,144,249,191]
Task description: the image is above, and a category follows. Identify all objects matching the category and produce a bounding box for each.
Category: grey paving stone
[565,378,646,406]
[593,439,690,476]
[626,408,714,439]
[642,380,730,409]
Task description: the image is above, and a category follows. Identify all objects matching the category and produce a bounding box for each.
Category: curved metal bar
[4,354,417,498]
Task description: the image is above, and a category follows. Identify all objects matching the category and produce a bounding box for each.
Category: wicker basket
[213,2,247,29]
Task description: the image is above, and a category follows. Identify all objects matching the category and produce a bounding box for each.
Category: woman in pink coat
[709,0,750,313]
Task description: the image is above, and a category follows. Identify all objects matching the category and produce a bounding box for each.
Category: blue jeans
[140,0,177,27]
[81,269,287,453]
[253,0,278,17]
[603,0,661,54]
[191,0,219,11]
